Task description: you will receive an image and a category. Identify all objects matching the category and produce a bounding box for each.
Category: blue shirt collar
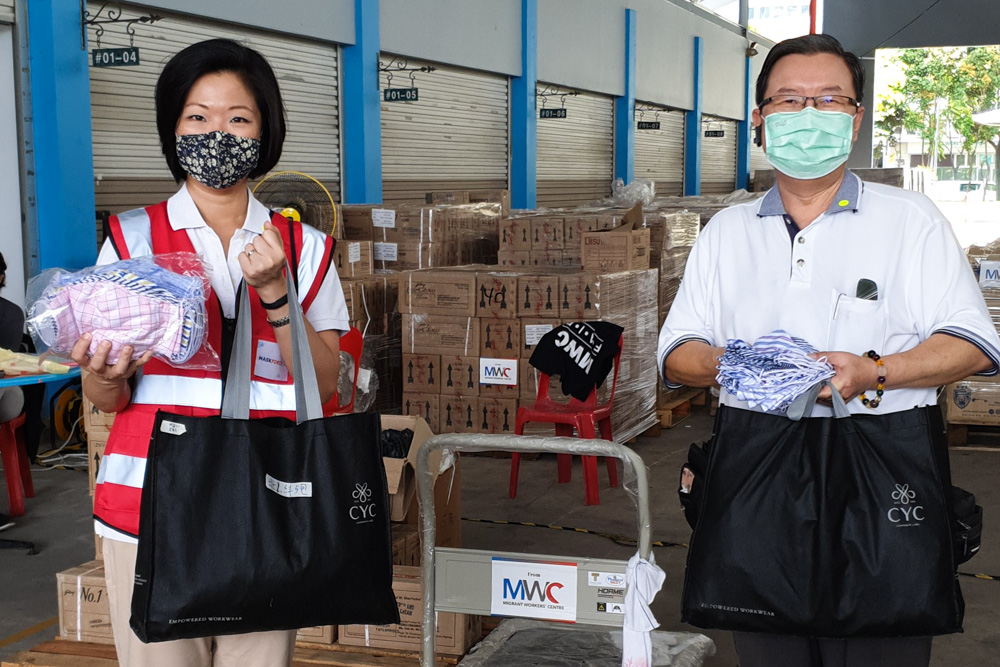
[756,170,862,218]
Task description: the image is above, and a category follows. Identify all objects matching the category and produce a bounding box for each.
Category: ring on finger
[246,248,256,257]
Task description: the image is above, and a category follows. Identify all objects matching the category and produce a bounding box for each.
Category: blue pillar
[510,0,537,210]
[27,0,95,270]
[342,0,382,204]
[684,37,703,197]
[736,55,752,191]
[614,9,636,184]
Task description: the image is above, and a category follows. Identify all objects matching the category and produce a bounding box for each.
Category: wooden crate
[656,388,707,428]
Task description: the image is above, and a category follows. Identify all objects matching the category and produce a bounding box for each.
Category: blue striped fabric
[716,329,834,413]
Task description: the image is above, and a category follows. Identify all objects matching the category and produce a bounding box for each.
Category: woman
[75,39,348,667]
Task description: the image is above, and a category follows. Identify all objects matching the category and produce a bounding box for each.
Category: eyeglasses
[760,95,860,113]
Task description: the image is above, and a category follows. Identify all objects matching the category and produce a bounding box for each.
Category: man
[658,34,1000,666]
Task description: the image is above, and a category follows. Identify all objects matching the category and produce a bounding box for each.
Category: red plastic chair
[325,326,364,416]
[0,413,32,517]
[509,334,623,505]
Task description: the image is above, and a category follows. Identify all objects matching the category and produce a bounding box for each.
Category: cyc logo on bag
[887,483,924,526]
[350,482,377,524]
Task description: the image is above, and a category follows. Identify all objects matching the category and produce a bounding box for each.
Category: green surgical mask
[763,107,854,180]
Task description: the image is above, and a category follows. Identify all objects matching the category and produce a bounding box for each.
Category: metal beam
[342,0,382,204]
[510,0,537,210]
[684,37,703,196]
[614,8,636,185]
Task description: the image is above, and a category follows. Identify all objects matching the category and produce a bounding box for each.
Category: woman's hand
[72,335,153,413]
[238,221,288,303]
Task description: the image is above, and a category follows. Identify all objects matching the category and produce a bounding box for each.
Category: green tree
[953,47,1000,193]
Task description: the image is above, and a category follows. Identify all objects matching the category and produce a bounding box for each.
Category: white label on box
[265,474,312,498]
[981,260,1000,288]
[348,242,361,264]
[254,340,289,382]
[491,558,577,622]
[358,368,372,393]
[480,357,518,386]
[587,571,627,587]
[159,420,187,436]
[372,208,396,228]
[374,242,398,262]
[524,324,554,347]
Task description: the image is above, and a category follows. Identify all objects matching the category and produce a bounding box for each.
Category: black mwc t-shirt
[529,321,624,402]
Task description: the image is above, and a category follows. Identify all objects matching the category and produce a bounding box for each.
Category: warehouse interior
[2,1,1000,666]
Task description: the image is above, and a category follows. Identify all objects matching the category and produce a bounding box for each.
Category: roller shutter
[750,133,771,188]
[537,86,614,208]
[87,3,341,220]
[634,105,685,197]
[700,115,737,195]
[380,55,508,205]
[0,1,12,24]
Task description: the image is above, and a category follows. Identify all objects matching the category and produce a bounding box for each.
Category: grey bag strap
[221,267,322,424]
[786,379,851,421]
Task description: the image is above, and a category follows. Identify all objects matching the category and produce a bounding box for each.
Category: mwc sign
[480,357,518,386]
[491,558,577,622]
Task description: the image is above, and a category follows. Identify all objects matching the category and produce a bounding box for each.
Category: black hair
[0,251,6,275]
[755,34,865,107]
[155,38,286,182]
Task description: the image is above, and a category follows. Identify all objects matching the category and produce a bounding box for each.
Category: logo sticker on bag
[265,474,312,498]
[350,482,377,523]
[887,483,924,526]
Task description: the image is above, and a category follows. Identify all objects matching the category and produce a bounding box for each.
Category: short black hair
[755,34,865,107]
[155,38,286,182]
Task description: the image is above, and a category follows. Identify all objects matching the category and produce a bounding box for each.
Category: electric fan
[252,171,339,236]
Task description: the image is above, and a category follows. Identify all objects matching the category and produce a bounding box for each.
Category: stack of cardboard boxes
[945,245,1000,428]
[397,257,659,441]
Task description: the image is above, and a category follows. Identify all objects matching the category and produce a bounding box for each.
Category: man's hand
[810,351,879,403]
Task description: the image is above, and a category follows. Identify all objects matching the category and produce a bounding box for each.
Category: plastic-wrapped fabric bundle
[26,252,219,369]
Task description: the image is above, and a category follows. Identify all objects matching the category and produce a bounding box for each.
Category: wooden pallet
[656,388,707,428]
[1,639,459,667]
[946,422,1000,450]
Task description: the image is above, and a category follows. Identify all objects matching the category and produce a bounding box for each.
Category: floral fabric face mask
[175,130,260,189]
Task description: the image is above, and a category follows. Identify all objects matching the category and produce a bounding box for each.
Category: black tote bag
[681,384,963,638]
[130,269,399,643]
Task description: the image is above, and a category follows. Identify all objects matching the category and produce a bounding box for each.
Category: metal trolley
[415,434,714,666]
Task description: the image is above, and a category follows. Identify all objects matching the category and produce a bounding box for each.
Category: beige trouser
[103,538,296,667]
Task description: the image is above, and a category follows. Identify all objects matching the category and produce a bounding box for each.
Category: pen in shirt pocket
[833,279,879,319]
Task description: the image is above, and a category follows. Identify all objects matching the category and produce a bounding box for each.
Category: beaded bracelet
[859,350,886,408]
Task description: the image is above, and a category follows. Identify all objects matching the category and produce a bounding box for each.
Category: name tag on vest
[255,340,289,382]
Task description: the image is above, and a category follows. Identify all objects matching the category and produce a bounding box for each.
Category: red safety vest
[93,201,335,536]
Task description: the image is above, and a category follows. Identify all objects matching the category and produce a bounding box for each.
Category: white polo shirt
[658,171,1000,416]
[97,183,350,332]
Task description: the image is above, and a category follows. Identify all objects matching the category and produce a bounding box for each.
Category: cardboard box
[391,524,410,566]
[945,379,1000,425]
[57,561,114,644]
[399,270,478,317]
[332,240,374,279]
[519,359,539,401]
[405,454,463,549]
[479,397,518,434]
[581,226,651,272]
[296,625,337,645]
[338,566,480,656]
[95,534,104,561]
[530,217,565,250]
[82,395,115,435]
[375,240,456,272]
[426,191,470,205]
[440,356,480,395]
[341,204,381,241]
[509,219,532,251]
[497,249,530,268]
[480,318,521,357]
[476,272,519,318]
[529,249,566,268]
[521,319,558,357]
[439,395,479,434]
[402,314,481,356]
[402,354,441,393]
[518,275,560,318]
[468,188,511,215]
[381,415,435,522]
[403,393,440,433]
[88,437,107,496]
[394,523,421,566]
[559,272,602,320]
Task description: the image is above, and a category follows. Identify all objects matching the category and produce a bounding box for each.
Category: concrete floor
[2,410,999,665]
